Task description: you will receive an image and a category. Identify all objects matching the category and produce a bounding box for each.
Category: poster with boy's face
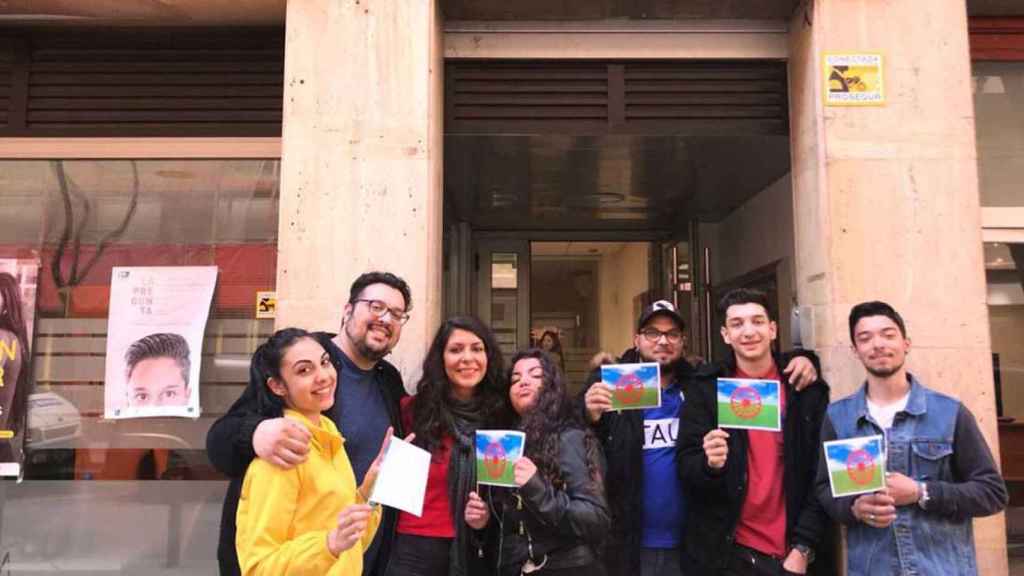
[103,266,217,419]
[0,258,39,476]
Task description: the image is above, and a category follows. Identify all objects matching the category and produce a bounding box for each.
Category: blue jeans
[640,547,683,576]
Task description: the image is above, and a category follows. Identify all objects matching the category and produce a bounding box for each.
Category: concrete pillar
[789,1,1007,574]
[275,0,444,384]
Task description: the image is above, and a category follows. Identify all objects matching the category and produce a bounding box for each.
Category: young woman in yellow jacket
[235,328,391,576]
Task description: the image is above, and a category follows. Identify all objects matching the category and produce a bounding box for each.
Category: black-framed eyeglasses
[639,328,683,344]
[353,299,411,325]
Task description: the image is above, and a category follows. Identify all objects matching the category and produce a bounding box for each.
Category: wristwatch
[917,481,931,510]
[793,543,815,564]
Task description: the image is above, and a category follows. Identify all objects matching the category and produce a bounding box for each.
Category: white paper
[368,436,431,516]
[103,266,218,419]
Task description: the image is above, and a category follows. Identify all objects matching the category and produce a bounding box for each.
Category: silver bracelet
[917,481,930,510]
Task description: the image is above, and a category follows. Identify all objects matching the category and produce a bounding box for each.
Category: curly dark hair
[411,316,510,450]
[508,348,603,490]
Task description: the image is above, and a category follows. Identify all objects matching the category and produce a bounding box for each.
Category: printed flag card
[475,430,525,488]
[716,378,782,431]
[824,435,886,498]
[601,362,661,411]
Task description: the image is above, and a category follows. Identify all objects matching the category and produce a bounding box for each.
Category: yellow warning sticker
[823,53,884,106]
[256,291,277,319]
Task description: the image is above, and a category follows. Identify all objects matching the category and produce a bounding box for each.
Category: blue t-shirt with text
[640,382,686,549]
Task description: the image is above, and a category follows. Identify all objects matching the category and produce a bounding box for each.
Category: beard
[865,357,904,378]
[345,321,391,362]
[641,349,680,368]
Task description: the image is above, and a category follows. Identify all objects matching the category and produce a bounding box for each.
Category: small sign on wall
[256,291,277,319]
[823,53,884,106]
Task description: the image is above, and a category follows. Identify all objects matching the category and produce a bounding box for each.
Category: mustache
[367,322,393,336]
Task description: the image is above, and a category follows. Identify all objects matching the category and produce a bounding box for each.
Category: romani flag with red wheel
[823,434,886,498]
[716,378,781,431]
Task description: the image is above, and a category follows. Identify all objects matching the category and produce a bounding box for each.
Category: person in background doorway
[816,301,1007,576]
[538,330,566,375]
[384,316,510,576]
[678,289,831,576]
[484,348,608,576]
[208,271,411,576]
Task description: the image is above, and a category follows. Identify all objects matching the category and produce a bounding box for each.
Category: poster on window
[104,266,217,419]
[0,258,39,476]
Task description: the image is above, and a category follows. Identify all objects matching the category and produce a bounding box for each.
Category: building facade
[0,0,1021,574]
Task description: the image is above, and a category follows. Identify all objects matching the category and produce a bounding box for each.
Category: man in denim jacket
[816,301,1007,576]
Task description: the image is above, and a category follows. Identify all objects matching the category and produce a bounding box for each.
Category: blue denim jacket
[821,376,977,576]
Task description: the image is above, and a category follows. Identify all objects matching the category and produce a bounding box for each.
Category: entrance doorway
[470,240,674,393]
[443,58,799,382]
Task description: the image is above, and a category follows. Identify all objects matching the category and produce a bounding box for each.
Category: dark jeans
[382,533,451,576]
[723,544,799,576]
[639,547,684,576]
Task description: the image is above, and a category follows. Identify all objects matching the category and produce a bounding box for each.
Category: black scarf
[446,396,485,576]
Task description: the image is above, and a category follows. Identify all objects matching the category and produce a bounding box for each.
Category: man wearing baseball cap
[582,298,819,576]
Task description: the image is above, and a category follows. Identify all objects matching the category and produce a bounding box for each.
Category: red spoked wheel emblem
[845,449,877,485]
[614,373,645,405]
[729,386,763,420]
[484,441,507,479]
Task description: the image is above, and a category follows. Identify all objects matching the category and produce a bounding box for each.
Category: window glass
[986,241,1024,420]
[0,159,279,573]
[974,62,1024,207]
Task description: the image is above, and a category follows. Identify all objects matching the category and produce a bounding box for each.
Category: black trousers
[382,533,452,576]
[722,544,800,576]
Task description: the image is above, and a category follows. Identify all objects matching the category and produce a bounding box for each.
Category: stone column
[789,1,1007,574]
[276,0,444,385]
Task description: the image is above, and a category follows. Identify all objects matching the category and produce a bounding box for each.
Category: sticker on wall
[104,266,218,419]
[823,53,884,106]
[256,291,277,319]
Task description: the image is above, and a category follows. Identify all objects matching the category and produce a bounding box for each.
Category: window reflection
[974,62,1024,208]
[987,241,1024,420]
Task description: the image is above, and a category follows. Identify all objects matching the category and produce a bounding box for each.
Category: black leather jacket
[677,352,833,575]
[486,428,610,576]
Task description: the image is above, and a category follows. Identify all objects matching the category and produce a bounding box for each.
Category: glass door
[474,238,530,359]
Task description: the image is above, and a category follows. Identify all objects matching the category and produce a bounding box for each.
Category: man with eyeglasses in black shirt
[207,271,412,576]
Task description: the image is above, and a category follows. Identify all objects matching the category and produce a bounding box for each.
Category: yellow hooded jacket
[236,409,381,575]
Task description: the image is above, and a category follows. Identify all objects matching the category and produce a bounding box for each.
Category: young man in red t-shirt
[678,288,832,575]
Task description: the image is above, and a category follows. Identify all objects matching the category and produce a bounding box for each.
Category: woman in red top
[384,316,510,576]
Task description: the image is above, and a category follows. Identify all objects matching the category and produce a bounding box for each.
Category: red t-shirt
[733,365,787,558]
[395,396,456,538]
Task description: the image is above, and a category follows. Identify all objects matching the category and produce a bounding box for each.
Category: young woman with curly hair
[384,316,511,576]
[485,348,609,576]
